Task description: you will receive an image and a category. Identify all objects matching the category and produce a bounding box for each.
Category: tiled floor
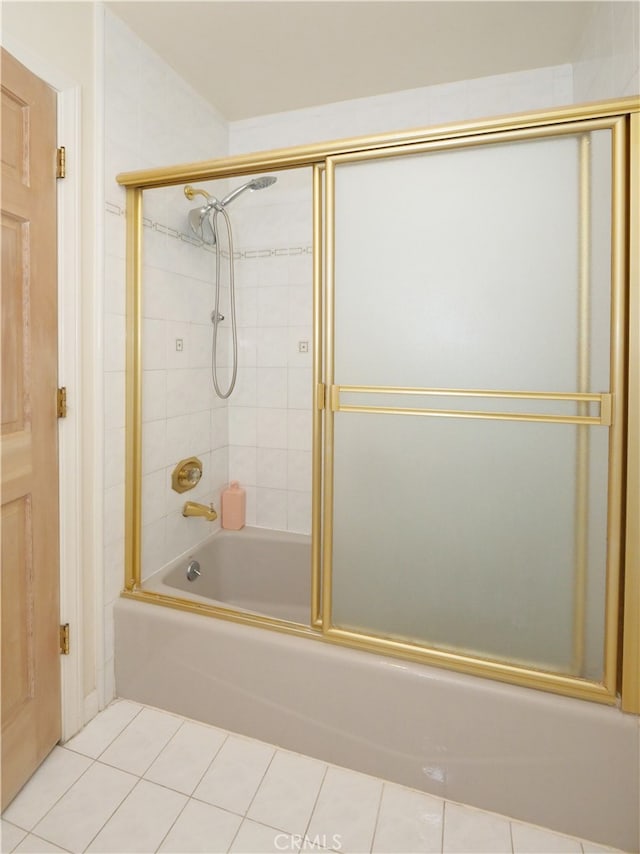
[1,700,624,854]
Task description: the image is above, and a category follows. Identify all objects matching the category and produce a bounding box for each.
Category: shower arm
[184,185,212,202]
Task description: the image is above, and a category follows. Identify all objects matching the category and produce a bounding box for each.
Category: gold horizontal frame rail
[121,588,616,705]
[330,385,612,426]
[116,97,639,189]
[323,625,617,705]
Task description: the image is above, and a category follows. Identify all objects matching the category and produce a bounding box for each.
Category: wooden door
[1,48,61,809]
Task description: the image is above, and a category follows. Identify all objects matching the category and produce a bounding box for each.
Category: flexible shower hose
[210,205,238,399]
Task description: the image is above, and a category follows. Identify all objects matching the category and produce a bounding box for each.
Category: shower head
[249,176,278,190]
[219,175,277,207]
[188,205,216,244]
[185,176,277,244]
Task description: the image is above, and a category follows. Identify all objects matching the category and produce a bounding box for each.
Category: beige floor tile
[2,749,92,832]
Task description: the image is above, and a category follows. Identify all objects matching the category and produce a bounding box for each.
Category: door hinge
[59,623,70,655]
[57,387,67,418]
[316,383,326,410]
[56,146,66,179]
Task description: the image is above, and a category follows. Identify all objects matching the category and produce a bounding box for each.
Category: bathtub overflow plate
[186,559,201,582]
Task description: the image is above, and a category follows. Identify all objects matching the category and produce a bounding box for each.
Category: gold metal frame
[328,385,612,425]
[572,134,592,675]
[124,187,142,592]
[621,111,640,714]
[311,164,324,628]
[117,97,639,712]
[116,99,637,190]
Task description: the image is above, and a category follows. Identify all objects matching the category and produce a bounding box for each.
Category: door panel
[332,132,612,392]
[322,121,622,692]
[1,48,61,809]
[330,413,609,678]
[1,498,34,720]
[1,215,27,434]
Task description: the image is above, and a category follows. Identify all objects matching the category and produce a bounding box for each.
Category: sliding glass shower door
[321,120,625,690]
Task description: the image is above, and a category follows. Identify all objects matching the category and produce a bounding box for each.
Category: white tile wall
[225,168,314,535]
[138,184,231,580]
[102,7,229,701]
[573,1,640,101]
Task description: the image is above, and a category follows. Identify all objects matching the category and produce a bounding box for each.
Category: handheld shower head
[248,176,278,190]
[219,175,277,207]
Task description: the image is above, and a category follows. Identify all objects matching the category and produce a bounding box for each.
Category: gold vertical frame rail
[621,111,640,714]
[321,157,336,633]
[311,164,324,627]
[124,188,143,591]
[572,134,591,675]
[601,116,627,698]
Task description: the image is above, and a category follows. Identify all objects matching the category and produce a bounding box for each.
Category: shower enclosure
[119,97,639,713]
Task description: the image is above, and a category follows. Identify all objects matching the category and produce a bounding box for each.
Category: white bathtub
[115,529,639,852]
[143,527,311,624]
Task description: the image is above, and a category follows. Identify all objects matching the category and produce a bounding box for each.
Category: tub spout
[182,501,218,521]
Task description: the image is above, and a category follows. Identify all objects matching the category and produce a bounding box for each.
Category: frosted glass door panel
[331,414,609,678]
[333,131,611,391]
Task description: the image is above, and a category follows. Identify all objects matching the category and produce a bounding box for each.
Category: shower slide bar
[327,385,613,426]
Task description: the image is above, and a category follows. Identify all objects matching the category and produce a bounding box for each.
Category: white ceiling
[107,1,596,121]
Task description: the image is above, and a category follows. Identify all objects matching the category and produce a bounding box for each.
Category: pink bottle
[221,481,246,530]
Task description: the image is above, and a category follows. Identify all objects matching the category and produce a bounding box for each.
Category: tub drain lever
[186,559,201,582]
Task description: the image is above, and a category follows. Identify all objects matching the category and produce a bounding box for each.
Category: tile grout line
[301,764,330,846]
[18,755,97,846]
[2,817,30,841]
[441,798,447,854]
[368,781,386,854]
[224,743,280,850]
[234,816,310,853]
[509,818,515,853]
[152,790,190,853]
[82,776,133,852]
[225,811,245,852]
[65,697,190,852]
[152,723,232,853]
[62,700,145,761]
[184,727,230,799]
[16,831,73,853]
[84,776,169,854]
[114,707,186,780]
[3,821,26,854]
[4,826,56,854]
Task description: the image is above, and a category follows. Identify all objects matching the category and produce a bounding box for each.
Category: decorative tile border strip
[105,200,312,258]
